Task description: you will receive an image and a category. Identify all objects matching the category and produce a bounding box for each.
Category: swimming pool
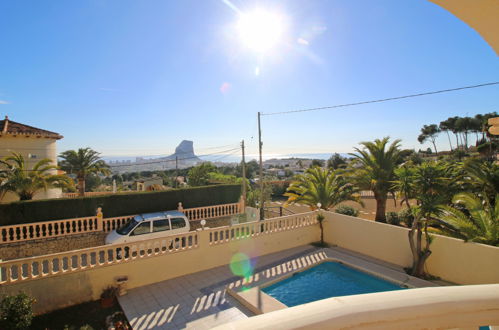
[262,261,406,307]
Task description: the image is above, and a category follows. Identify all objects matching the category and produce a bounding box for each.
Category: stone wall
[189,216,233,230]
[0,232,106,261]
[0,214,249,261]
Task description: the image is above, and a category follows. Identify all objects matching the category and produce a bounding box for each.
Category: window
[170,217,186,230]
[117,219,139,235]
[130,222,150,236]
[153,219,170,232]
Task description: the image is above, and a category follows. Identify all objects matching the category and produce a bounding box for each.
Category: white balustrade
[0,217,99,244]
[207,212,316,245]
[182,202,242,220]
[0,212,317,284]
[0,202,243,245]
[0,230,199,284]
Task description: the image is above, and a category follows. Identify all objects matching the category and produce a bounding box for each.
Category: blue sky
[1,0,498,160]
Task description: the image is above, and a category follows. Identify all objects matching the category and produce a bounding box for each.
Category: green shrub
[386,212,401,226]
[0,292,36,330]
[398,208,415,227]
[334,205,359,217]
[270,181,290,196]
[0,184,241,225]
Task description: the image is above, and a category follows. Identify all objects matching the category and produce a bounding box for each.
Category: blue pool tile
[262,261,405,307]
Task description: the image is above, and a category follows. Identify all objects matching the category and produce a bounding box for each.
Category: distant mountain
[160,140,201,162]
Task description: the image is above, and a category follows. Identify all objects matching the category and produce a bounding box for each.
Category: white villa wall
[0,135,61,202]
[0,215,319,314]
[323,212,499,285]
[1,210,498,315]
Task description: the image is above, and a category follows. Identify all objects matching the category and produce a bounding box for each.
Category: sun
[236,9,285,54]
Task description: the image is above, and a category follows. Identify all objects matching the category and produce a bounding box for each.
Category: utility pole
[175,156,178,188]
[241,140,246,207]
[258,112,264,220]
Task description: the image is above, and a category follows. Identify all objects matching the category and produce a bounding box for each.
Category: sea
[103,153,351,164]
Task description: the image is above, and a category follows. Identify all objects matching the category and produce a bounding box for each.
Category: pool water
[262,261,405,307]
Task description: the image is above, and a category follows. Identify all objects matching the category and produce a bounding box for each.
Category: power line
[0,143,239,153]
[108,147,241,168]
[2,147,241,172]
[262,82,499,116]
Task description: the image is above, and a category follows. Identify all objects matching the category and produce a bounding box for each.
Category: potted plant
[100,286,118,308]
[106,311,131,330]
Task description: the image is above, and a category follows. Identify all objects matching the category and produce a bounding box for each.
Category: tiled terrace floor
[118,245,435,330]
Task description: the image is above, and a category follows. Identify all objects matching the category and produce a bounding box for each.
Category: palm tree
[392,164,415,209]
[408,161,452,277]
[0,166,9,202]
[285,167,361,210]
[436,192,498,246]
[349,137,402,222]
[0,153,72,200]
[463,159,499,202]
[285,167,362,245]
[418,124,440,154]
[59,148,110,196]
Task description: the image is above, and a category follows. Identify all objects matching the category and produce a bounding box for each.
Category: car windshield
[116,219,139,235]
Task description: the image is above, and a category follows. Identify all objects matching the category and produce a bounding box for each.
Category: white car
[105,210,191,245]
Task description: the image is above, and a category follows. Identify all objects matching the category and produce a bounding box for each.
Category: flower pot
[101,297,115,308]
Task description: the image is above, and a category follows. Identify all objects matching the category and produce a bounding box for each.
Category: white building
[0,116,63,202]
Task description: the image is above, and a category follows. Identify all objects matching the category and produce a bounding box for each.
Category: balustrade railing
[102,215,135,232]
[0,202,242,245]
[359,191,374,197]
[182,202,241,220]
[62,191,123,198]
[0,231,199,284]
[208,212,315,245]
[0,217,100,244]
[0,212,316,284]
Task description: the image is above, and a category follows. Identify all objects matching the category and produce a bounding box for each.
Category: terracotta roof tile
[0,116,63,140]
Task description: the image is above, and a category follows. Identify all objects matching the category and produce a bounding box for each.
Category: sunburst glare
[236,9,286,54]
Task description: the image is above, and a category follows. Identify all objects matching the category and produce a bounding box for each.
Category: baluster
[48,259,54,275]
[24,262,32,279]
[7,265,16,282]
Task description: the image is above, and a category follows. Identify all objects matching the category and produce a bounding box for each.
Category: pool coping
[228,248,436,314]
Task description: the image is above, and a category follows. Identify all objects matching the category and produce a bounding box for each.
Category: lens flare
[236,9,285,53]
[229,252,254,279]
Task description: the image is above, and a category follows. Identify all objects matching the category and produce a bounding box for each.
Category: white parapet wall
[0,213,319,314]
[322,211,499,285]
[213,284,499,330]
[1,210,499,315]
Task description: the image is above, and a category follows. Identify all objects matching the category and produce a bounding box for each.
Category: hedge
[0,184,241,226]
